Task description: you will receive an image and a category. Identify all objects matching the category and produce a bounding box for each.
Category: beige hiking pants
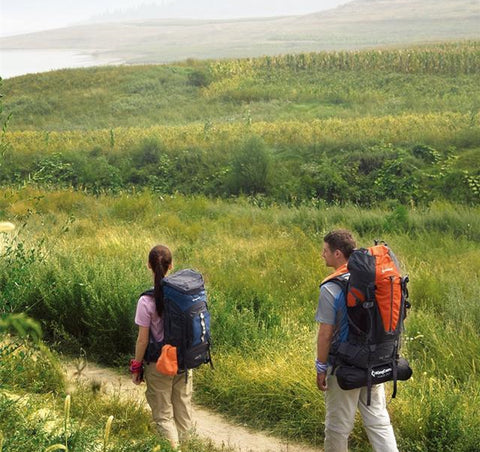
[144,362,193,448]
[324,373,398,452]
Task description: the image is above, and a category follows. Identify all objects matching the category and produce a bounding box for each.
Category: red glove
[129,359,143,373]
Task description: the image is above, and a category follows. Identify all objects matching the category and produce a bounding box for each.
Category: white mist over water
[0,49,122,79]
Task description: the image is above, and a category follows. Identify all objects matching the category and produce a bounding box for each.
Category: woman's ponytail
[148,245,172,316]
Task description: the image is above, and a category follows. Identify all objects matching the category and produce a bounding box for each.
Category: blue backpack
[142,269,213,374]
[161,269,213,373]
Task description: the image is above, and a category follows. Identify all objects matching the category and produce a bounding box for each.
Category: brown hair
[148,245,172,316]
[323,230,356,259]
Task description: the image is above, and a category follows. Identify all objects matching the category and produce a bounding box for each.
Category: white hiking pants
[144,362,193,449]
[324,373,398,452]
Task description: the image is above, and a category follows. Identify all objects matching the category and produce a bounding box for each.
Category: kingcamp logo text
[371,367,393,378]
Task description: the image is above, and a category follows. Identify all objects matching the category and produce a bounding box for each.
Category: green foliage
[0,388,185,452]
[210,42,480,77]
[3,42,480,130]
[125,138,172,192]
[0,337,64,394]
[1,189,479,451]
[0,339,229,451]
[0,231,45,313]
[0,364,232,452]
[299,157,351,203]
[228,136,272,195]
[187,69,212,88]
[1,41,480,451]
[32,153,75,185]
[396,378,480,452]
[0,313,42,342]
[412,144,441,164]
[2,128,478,205]
[374,154,419,203]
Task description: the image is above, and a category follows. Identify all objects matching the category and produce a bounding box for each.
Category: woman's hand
[129,358,144,384]
[132,371,143,385]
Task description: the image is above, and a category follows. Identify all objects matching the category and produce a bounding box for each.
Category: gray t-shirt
[315,280,348,355]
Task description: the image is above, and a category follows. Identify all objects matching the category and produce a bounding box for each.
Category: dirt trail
[64,361,319,452]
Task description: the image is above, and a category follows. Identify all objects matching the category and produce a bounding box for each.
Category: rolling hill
[1,0,479,63]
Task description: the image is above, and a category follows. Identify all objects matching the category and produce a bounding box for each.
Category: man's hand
[317,371,328,391]
[316,322,334,392]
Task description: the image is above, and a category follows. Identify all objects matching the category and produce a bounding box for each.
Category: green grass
[3,42,480,131]
[0,337,234,452]
[1,188,479,451]
[2,43,479,206]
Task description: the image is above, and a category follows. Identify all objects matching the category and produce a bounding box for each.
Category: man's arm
[316,322,334,391]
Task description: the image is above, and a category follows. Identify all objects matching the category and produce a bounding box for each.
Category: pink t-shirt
[134,294,164,342]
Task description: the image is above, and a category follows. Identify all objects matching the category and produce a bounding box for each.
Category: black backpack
[324,243,412,404]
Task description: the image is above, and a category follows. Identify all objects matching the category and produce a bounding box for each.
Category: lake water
[0,49,123,79]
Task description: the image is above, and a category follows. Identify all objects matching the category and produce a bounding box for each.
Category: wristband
[129,359,143,373]
[315,359,328,374]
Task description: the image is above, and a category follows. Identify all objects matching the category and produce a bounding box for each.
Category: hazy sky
[1,0,351,36]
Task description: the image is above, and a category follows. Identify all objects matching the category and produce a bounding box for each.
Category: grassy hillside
[1,0,479,63]
[4,41,479,131]
[2,42,479,206]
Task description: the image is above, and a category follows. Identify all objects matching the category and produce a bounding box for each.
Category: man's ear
[334,249,344,260]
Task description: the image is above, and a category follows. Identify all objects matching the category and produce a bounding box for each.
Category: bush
[187,69,212,87]
[228,136,272,195]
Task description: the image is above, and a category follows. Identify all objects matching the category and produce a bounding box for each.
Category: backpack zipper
[200,312,206,343]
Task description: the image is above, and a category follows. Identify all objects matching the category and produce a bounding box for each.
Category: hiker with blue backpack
[130,245,191,451]
[315,229,411,452]
[130,244,212,451]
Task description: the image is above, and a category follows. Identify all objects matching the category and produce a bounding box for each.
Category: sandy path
[65,361,319,452]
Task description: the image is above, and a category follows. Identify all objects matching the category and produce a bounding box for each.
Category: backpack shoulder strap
[321,276,348,293]
[319,263,349,289]
[140,288,155,297]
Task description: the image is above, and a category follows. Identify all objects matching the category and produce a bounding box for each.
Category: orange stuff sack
[156,345,178,376]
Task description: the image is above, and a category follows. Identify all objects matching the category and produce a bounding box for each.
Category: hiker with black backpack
[130,245,193,451]
[315,230,400,452]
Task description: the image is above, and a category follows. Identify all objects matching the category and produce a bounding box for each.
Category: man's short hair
[323,229,356,259]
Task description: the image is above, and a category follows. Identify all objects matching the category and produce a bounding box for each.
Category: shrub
[228,136,272,195]
[187,69,212,87]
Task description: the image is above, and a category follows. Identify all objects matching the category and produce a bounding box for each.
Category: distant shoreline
[0,49,124,79]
